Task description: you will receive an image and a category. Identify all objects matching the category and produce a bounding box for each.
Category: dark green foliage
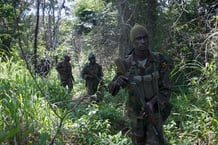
[74,1,103,34]
[165,0,216,61]
[1,53,218,144]
[165,58,218,144]
[0,0,218,144]
[0,0,29,59]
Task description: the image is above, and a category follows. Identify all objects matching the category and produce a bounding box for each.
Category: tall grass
[165,59,218,145]
[0,58,131,144]
[0,58,57,144]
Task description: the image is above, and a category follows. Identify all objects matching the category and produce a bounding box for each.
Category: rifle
[114,58,166,145]
[86,72,102,82]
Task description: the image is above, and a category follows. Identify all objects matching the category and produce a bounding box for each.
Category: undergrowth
[0,57,217,144]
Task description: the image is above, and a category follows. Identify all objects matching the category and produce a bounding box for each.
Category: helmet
[130,24,149,42]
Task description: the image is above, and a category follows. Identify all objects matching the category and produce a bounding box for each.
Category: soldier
[108,24,171,145]
[36,58,51,78]
[56,55,74,92]
[81,53,103,96]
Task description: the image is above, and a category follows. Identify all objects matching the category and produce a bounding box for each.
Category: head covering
[64,55,70,61]
[88,53,95,60]
[130,24,149,42]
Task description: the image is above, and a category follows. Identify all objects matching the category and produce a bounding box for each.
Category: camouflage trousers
[129,112,164,145]
[61,79,73,91]
[86,80,99,95]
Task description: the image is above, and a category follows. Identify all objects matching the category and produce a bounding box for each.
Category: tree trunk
[33,0,40,71]
[117,0,135,59]
[132,0,158,49]
[145,0,157,48]
[117,0,158,58]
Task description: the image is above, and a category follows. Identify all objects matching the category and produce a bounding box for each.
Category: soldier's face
[133,33,149,51]
[89,57,96,64]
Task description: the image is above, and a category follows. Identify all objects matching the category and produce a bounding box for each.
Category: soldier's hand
[147,96,158,113]
[146,101,153,113]
[115,75,128,88]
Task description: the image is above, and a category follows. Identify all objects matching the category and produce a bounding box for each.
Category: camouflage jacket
[109,51,171,115]
[81,63,103,82]
[56,61,74,81]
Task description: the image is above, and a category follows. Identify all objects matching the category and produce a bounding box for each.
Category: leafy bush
[70,103,131,145]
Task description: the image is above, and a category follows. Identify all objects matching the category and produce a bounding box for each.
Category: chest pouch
[89,65,98,75]
[133,70,159,100]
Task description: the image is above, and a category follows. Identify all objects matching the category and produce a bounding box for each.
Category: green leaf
[0,126,21,143]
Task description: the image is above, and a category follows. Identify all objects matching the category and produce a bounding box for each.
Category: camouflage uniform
[108,24,171,145]
[81,54,103,95]
[56,55,74,91]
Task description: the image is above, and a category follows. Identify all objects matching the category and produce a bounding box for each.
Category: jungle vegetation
[0,0,217,144]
